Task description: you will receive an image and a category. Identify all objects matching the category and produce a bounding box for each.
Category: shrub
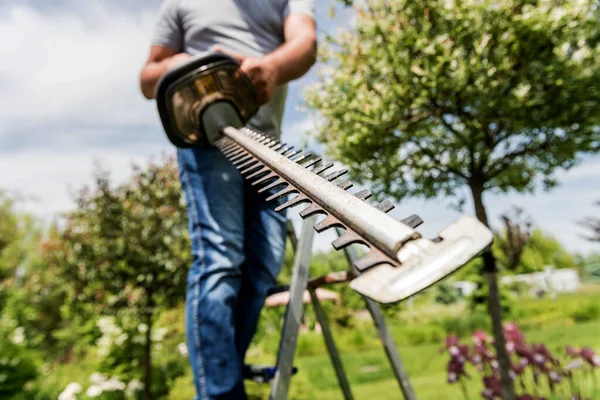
[0,335,37,399]
[570,302,600,323]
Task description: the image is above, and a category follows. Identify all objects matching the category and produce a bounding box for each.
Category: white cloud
[1,145,170,219]
[0,3,159,136]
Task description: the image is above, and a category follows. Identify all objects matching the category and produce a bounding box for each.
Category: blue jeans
[178,146,287,400]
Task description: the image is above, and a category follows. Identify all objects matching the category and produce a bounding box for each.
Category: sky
[0,0,599,256]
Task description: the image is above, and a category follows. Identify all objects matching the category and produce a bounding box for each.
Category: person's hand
[239,57,278,106]
[166,53,192,70]
[213,47,278,105]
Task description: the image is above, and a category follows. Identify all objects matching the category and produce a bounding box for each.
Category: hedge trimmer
[155,53,493,303]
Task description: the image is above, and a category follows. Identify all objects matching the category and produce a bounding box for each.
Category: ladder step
[243,364,298,383]
[268,271,351,296]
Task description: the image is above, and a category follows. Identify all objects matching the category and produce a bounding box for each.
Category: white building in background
[500,266,581,295]
[450,267,581,299]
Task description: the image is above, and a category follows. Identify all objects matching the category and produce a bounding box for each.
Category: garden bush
[0,334,38,399]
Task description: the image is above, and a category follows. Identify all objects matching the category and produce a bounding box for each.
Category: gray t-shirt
[151,0,315,137]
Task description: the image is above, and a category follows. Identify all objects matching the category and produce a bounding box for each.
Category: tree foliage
[45,155,191,398]
[578,200,600,242]
[494,206,533,271]
[307,0,600,202]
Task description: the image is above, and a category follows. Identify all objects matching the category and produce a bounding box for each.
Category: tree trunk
[470,183,516,400]
[143,298,154,400]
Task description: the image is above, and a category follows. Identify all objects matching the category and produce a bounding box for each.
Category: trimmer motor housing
[155,52,258,148]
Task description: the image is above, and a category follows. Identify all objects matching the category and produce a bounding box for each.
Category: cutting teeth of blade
[278,146,293,154]
[302,157,322,169]
[229,151,251,163]
[266,186,299,202]
[223,147,244,157]
[354,189,372,201]
[354,249,398,272]
[271,143,286,151]
[246,167,270,180]
[400,214,423,229]
[235,158,258,170]
[252,173,278,186]
[275,195,311,212]
[241,163,264,175]
[323,168,348,182]
[293,152,312,163]
[219,142,237,152]
[313,162,334,175]
[256,135,270,143]
[336,180,353,190]
[299,203,325,218]
[314,215,344,233]
[285,150,302,158]
[376,200,395,213]
[332,231,364,250]
[232,155,255,167]
[257,178,287,194]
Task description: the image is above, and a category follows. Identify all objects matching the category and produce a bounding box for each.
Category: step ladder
[254,217,420,400]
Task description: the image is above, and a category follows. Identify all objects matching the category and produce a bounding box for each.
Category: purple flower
[504,322,525,345]
[481,375,501,399]
[445,335,460,348]
[472,330,492,346]
[448,371,458,384]
[565,345,578,358]
[548,370,561,384]
[580,347,600,367]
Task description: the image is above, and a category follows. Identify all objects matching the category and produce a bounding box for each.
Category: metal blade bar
[221,126,420,260]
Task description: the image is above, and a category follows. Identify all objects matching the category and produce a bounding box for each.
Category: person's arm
[140,47,190,99]
[265,13,317,85]
[139,0,187,99]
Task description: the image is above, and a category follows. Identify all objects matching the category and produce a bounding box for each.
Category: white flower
[58,382,82,400]
[102,377,126,391]
[127,379,144,393]
[513,83,531,100]
[178,342,189,357]
[89,372,107,385]
[11,327,25,345]
[86,385,103,398]
[137,323,148,333]
[115,333,128,346]
[152,327,168,342]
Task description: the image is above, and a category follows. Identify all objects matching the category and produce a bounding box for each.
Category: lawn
[294,320,600,399]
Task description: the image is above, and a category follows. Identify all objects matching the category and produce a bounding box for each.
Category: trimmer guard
[155,52,258,148]
[350,216,493,303]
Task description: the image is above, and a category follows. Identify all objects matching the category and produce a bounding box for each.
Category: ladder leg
[336,228,418,400]
[309,289,355,400]
[270,217,316,400]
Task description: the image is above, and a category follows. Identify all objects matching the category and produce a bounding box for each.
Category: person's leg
[178,146,248,400]
[235,184,288,360]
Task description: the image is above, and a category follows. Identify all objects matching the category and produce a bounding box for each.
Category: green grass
[295,320,600,400]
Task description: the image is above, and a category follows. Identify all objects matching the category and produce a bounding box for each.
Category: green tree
[518,229,576,273]
[47,155,191,400]
[494,206,533,272]
[578,200,600,242]
[0,192,22,310]
[306,0,600,397]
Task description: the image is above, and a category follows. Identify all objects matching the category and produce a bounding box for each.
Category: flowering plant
[442,323,599,399]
